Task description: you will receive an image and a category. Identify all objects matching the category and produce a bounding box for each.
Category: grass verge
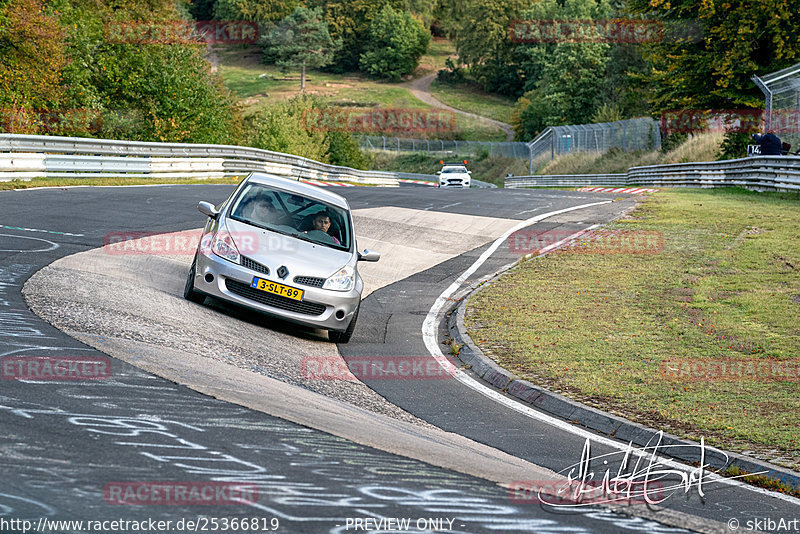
[0,176,247,190]
[537,132,725,175]
[429,79,516,125]
[465,188,800,468]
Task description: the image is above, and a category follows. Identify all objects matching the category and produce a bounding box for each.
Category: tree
[213,0,298,22]
[308,0,403,72]
[9,0,242,143]
[440,0,529,96]
[0,0,67,128]
[627,0,800,111]
[261,6,341,91]
[359,5,430,81]
[510,0,613,138]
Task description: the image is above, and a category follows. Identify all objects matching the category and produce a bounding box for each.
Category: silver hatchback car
[184,172,380,343]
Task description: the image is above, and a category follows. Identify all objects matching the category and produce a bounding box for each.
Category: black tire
[184,259,206,304]
[329,304,359,344]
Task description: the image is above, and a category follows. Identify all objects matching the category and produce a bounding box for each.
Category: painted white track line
[422,201,800,505]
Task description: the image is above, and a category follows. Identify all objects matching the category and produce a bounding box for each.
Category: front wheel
[329,304,359,344]
[184,259,205,304]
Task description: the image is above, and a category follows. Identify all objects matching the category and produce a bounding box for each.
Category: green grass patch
[429,79,516,124]
[214,45,505,141]
[465,188,800,466]
[0,176,246,190]
[414,38,456,76]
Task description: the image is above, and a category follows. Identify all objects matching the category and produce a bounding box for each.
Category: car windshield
[442,167,467,173]
[229,183,351,250]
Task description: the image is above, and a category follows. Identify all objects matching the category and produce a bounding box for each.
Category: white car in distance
[436,161,471,188]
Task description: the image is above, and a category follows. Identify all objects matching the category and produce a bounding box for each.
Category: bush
[359,5,430,81]
[717,131,751,160]
[243,96,370,168]
[436,58,465,85]
[327,131,369,169]
[244,95,329,161]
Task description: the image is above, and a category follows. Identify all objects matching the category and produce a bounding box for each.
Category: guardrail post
[528,145,534,174]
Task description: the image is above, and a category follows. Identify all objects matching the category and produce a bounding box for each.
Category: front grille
[294,275,325,288]
[225,279,327,316]
[241,256,269,275]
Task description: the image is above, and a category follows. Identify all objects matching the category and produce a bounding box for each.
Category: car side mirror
[436,171,441,175]
[198,201,219,219]
[358,250,381,262]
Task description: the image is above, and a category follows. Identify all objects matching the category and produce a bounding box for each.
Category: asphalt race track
[1,183,797,533]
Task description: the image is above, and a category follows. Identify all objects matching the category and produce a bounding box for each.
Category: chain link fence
[359,117,661,174]
[754,63,800,152]
[359,136,531,159]
[527,118,661,172]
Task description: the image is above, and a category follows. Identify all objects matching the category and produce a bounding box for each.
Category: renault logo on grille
[277,265,289,279]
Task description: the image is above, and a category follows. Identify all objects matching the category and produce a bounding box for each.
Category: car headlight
[211,225,240,264]
[323,264,355,291]
[199,232,213,256]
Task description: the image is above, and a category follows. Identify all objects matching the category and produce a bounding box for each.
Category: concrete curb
[446,281,800,493]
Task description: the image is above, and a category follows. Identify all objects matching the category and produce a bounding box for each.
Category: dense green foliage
[0,0,67,115]
[439,0,800,145]
[437,0,528,95]
[359,5,430,81]
[213,0,298,22]
[0,0,240,142]
[628,0,800,111]
[307,0,401,72]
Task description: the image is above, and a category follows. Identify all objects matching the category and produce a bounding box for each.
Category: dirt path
[402,73,516,142]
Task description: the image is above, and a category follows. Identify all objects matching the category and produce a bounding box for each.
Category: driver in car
[306,212,340,245]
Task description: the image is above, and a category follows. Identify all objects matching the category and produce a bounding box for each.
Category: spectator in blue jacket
[753,130,783,155]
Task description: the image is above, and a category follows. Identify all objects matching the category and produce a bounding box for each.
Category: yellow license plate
[250,277,304,301]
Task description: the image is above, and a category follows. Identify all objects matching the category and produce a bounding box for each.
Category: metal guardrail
[506,156,800,192]
[0,134,409,185]
[505,174,627,188]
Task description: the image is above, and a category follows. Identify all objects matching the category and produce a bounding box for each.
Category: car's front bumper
[193,252,361,331]
[440,178,470,187]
